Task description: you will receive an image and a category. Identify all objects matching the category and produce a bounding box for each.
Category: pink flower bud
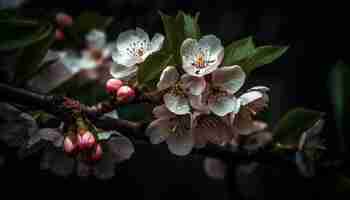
[117,85,136,103]
[56,12,73,27]
[55,29,65,41]
[78,131,96,150]
[63,136,76,154]
[106,78,123,94]
[90,144,103,161]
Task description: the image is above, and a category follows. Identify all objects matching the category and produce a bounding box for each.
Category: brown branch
[0,82,286,163]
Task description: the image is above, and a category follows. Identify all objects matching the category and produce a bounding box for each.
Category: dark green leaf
[329,60,350,153]
[238,45,288,75]
[0,19,48,51]
[14,22,55,84]
[137,51,174,87]
[274,108,324,146]
[223,36,255,66]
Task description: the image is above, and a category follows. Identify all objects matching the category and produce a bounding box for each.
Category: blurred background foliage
[0,1,350,199]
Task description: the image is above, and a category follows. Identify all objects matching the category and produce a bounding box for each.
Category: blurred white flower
[181,35,224,77]
[110,27,164,79]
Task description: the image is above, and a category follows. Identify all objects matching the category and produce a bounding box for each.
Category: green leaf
[223,36,255,66]
[72,11,113,36]
[14,21,55,84]
[238,45,289,75]
[329,60,350,153]
[97,131,119,141]
[137,51,174,87]
[180,11,201,40]
[274,108,324,146]
[0,19,49,51]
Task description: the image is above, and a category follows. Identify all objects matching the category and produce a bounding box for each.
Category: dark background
[0,1,349,199]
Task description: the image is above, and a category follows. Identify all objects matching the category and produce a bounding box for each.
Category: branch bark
[0,82,279,163]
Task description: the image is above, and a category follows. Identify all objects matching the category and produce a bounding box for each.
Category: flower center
[170,115,190,136]
[137,48,144,57]
[191,52,216,75]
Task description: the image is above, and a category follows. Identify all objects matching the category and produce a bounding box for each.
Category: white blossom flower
[110,27,164,79]
[146,105,194,156]
[181,35,224,77]
[60,29,112,72]
[157,66,206,115]
[191,65,246,117]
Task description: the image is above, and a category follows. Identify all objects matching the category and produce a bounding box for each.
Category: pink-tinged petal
[152,105,175,119]
[212,65,246,94]
[163,93,190,115]
[108,136,135,163]
[180,74,206,95]
[150,33,165,53]
[145,118,173,144]
[239,91,263,106]
[208,95,238,117]
[193,115,235,145]
[166,132,194,156]
[203,157,227,179]
[157,66,179,91]
[110,63,137,80]
[189,94,210,114]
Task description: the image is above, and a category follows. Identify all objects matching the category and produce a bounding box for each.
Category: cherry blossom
[110,27,164,79]
[181,35,224,77]
[146,105,194,156]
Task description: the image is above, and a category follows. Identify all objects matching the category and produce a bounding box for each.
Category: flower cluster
[143,35,270,155]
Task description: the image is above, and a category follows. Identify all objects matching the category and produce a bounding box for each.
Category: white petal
[180,74,206,95]
[108,136,135,163]
[85,29,106,49]
[248,86,270,93]
[157,66,179,91]
[239,91,263,106]
[152,105,175,119]
[150,33,165,53]
[78,51,98,69]
[112,50,140,67]
[239,121,268,136]
[59,51,83,73]
[110,64,137,80]
[180,38,197,63]
[166,132,194,156]
[198,35,224,63]
[146,118,173,144]
[209,95,238,117]
[163,93,190,115]
[212,65,246,94]
[203,157,227,179]
[117,28,149,52]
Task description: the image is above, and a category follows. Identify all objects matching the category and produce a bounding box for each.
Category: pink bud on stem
[117,85,136,103]
[106,78,123,94]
